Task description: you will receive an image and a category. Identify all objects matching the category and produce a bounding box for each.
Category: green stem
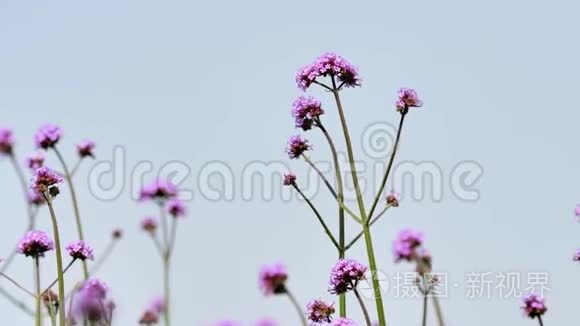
[45,195,67,326]
[35,257,42,326]
[432,297,445,326]
[286,288,307,326]
[422,290,428,326]
[353,287,372,326]
[0,272,35,297]
[345,206,390,251]
[42,259,76,295]
[89,239,118,276]
[53,147,89,280]
[163,257,170,326]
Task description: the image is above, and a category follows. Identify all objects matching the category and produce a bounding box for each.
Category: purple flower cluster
[166,198,186,218]
[72,278,114,322]
[329,259,368,294]
[574,249,580,262]
[292,96,324,131]
[139,179,178,201]
[26,152,45,170]
[286,135,310,159]
[283,173,296,186]
[296,53,360,91]
[77,140,96,158]
[393,229,424,262]
[30,167,62,195]
[139,296,165,324]
[386,190,400,207]
[141,217,158,232]
[0,128,14,155]
[66,240,95,261]
[34,124,62,149]
[395,88,423,112]
[18,230,54,258]
[306,299,335,323]
[258,263,288,296]
[330,317,358,326]
[521,293,547,319]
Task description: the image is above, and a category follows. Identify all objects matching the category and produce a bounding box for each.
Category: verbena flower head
[393,229,424,262]
[31,167,63,195]
[26,152,45,170]
[0,128,14,155]
[307,299,335,323]
[148,296,165,314]
[386,190,400,207]
[141,217,158,233]
[34,124,62,149]
[330,317,358,326]
[166,198,186,218]
[72,278,113,322]
[255,318,277,326]
[396,88,423,112]
[283,173,296,186]
[18,230,54,258]
[139,309,159,324]
[77,140,96,158]
[292,96,324,131]
[259,263,288,295]
[139,179,178,202]
[296,53,360,91]
[66,240,94,261]
[574,249,580,262]
[28,189,46,206]
[42,290,59,311]
[329,259,368,294]
[521,293,547,319]
[286,135,310,159]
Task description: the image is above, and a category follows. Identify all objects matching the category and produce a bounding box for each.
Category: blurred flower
[42,290,59,311]
[396,88,423,112]
[66,240,94,261]
[393,229,424,262]
[255,318,277,326]
[329,259,367,294]
[139,179,178,202]
[292,96,324,131]
[307,299,335,323]
[521,293,547,319]
[296,53,360,91]
[286,135,310,159]
[148,296,165,314]
[30,167,62,196]
[72,278,114,322]
[386,190,400,207]
[26,152,45,170]
[0,128,14,155]
[112,229,123,239]
[575,205,580,219]
[28,189,45,206]
[166,198,186,218]
[34,124,62,149]
[141,217,158,233]
[77,140,96,158]
[283,173,296,186]
[18,230,54,258]
[330,317,358,326]
[212,321,242,326]
[139,310,158,325]
[574,249,580,262]
[259,263,288,295]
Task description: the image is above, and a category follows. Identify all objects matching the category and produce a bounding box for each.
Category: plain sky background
[1,0,579,325]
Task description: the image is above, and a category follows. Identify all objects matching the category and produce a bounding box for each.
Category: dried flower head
[18,230,54,258]
[77,140,96,158]
[166,198,186,218]
[286,135,310,159]
[396,88,423,112]
[329,259,368,294]
[521,293,547,319]
[30,167,62,196]
[292,96,324,131]
[42,290,59,311]
[0,128,14,155]
[393,229,424,262]
[66,240,94,261]
[283,173,296,186]
[26,152,45,170]
[259,263,288,296]
[296,53,360,91]
[307,299,335,323]
[34,124,62,149]
[141,217,158,233]
[386,190,400,207]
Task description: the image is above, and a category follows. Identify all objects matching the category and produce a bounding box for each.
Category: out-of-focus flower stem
[53,147,89,280]
[344,206,391,251]
[286,288,307,326]
[416,256,445,326]
[35,257,42,326]
[44,195,67,326]
[330,76,387,326]
[89,238,119,276]
[42,259,76,294]
[0,272,36,297]
[538,316,544,326]
[353,286,372,326]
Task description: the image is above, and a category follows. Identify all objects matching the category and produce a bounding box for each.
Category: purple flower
[212,321,242,326]
[77,140,96,158]
[27,190,45,206]
[283,173,296,186]
[307,299,335,323]
[72,278,114,322]
[259,263,288,296]
[66,240,94,261]
[255,318,278,326]
[574,249,580,262]
[30,167,63,195]
[396,88,423,112]
[292,96,324,131]
[330,318,358,326]
[329,259,368,294]
[139,179,178,201]
[18,230,54,258]
[141,217,158,233]
[296,53,360,91]
[139,310,159,324]
[386,190,400,207]
[34,124,62,149]
[166,198,186,218]
[286,135,310,159]
[575,205,580,220]
[393,229,424,262]
[0,128,14,155]
[521,293,547,319]
[26,152,45,170]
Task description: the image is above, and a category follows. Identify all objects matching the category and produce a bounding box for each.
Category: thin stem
[353,287,372,326]
[45,195,67,326]
[0,272,36,297]
[53,147,89,280]
[163,257,170,326]
[538,316,544,326]
[292,184,341,251]
[361,224,386,325]
[35,257,42,326]
[168,217,178,257]
[70,159,83,177]
[286,289,307,326]
[366,113,406,223]
[89,239,119,276]
[159,202,169,249]
[345,205,391,251]
[422,289,428,326]
[0,285,35,315]
[42,259,76,295]
[9,154,34,221]
[432,297,445,326]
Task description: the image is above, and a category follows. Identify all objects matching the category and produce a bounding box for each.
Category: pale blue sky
[1,0,579,325]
